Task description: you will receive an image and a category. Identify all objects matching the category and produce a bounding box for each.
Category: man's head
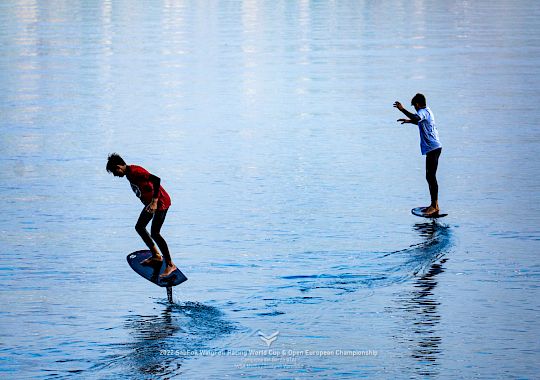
[106,153,127,177]
[411,93,426,111]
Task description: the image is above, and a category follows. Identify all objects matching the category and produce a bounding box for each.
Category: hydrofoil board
[127,250,187,287]
[411,207,448,219]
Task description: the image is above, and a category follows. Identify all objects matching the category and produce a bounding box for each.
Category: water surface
[1,1,539,378]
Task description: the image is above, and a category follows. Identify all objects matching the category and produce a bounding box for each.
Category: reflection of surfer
[407,222,448,375]
[394,94,442,216]
[107,153,177,278]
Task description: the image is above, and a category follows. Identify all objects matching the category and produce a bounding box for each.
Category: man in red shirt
[106,153,177,278]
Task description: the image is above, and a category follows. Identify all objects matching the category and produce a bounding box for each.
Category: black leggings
[135,208,172,263]
[426,148,442,205]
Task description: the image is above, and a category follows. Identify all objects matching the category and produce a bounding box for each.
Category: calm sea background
[1,1,539,378]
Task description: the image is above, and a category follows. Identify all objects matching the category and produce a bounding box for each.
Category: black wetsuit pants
[426,147,442,205]
[135,208,172,263]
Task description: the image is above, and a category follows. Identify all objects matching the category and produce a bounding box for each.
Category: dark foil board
[411,207,448,218]
[127,250,187,287]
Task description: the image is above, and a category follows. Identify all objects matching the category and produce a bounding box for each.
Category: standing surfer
[394,93,443,216]
[106,153,178,278]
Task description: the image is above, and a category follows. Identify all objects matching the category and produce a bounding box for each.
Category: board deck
[127,250,187,287]
[411,207,448,219]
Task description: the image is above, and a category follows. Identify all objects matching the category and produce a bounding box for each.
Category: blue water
[1,1,539,378]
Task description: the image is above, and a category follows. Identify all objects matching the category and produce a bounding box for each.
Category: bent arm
[149,174,161,199]
[399,109,420,124]
[394,101,420,125]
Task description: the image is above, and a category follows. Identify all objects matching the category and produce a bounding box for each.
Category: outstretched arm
[397,118,415,124]
[393,101,420,124]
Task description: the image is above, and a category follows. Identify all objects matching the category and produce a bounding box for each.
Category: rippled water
[1,1,539,378]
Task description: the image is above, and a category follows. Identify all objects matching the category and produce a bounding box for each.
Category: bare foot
[160,264,177,278]
[141,255,163,266]
[423,206,439,216]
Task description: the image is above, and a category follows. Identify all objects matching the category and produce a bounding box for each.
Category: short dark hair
[411,93,426,107]
[106,153,126,173]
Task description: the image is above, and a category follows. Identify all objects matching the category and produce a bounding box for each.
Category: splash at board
[127,250,188,303]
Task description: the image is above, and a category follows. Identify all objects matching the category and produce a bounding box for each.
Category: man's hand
[145,199,158,214]
[395,100,419,124]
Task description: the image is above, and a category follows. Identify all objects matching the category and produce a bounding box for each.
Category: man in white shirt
[394,93,443,216]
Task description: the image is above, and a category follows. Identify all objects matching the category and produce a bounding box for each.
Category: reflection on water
[410,258,447,377]
[392,222,450,378]
[91,302,235,379]
[245,222,453,331]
